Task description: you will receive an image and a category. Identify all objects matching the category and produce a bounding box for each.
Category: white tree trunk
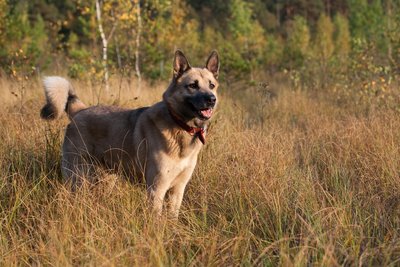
[134,0,142,96]
[95,0,110,93]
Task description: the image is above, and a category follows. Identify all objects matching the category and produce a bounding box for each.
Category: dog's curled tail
[40,76,86,120]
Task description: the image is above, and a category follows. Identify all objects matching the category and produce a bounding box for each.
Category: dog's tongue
[200,108,213,118]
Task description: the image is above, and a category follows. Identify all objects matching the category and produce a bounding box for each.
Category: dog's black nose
[206,94,216,106]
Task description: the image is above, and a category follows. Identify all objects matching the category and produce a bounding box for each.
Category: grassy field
[0,74,399,266]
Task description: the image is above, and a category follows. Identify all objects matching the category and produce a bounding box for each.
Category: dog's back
[40,76,149,181]
[63,105,149,179]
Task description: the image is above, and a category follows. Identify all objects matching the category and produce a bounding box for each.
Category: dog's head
[163,50,220,126]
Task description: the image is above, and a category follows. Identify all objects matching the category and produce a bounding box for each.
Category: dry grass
[0,74,399,266]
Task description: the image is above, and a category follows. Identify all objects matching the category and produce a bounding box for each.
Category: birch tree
[131,0,142,96]
[95,0,117,93]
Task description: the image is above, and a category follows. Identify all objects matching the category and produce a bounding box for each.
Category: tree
[95,0,117,93]
[384,0,400,65]
[0,0,7,38]
[0,1,49,76]
[333,13,351,60]
[139,0,200,79]
[284,15,310,67]
[0,0,8,64]
[314,13,335,88]
[314,14,334,61]
[229,0,266,78]
[132,0,142,95]
[348,0,385,50]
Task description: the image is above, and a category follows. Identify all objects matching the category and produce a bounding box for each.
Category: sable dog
[40,50,220,216]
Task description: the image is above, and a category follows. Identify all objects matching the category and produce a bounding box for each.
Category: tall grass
[0,74,399,266]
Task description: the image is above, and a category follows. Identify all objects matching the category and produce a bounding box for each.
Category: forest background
[0,0,399,87]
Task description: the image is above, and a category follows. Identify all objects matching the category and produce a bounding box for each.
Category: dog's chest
[165,153,198,185]
[164,151,198,177]
[176,155,194,169]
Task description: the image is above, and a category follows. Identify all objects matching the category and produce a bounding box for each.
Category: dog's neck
[166,103,207,144]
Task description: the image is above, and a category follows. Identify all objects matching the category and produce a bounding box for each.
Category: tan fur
[41,50,220,217]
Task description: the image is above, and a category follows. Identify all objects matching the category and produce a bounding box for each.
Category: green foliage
[0,0,7,37]
[384,0,400,65]
[264,34,284,67]
[334,39,397,111]
[0,0,396,81]
[314,14,334,61]
[284,15,310,67]
[348,0,385,51]
[68,63,86,79]
[67,34,92,79]
[0,2,49,76]
[229,0,253,39]
[228,0,266,77]
[219,41,250,75]
[333,13,351,60]
[29,15,49,65]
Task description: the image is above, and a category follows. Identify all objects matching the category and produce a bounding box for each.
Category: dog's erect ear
[173,50,191,79]
[206,50,220,79]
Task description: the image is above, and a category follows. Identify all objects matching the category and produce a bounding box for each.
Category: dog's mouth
[185,97,215,121]
[198,108,213,120]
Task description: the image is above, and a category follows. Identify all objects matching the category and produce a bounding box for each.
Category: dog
[40,50,220,217]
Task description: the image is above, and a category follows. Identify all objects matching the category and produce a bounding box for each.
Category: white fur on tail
[43,76,73,118]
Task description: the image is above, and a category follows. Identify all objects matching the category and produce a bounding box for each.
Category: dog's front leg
[147,172,171,216]
[168,184,186,218]
[168,164,196,218]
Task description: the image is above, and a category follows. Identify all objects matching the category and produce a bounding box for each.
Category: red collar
[167,106,206,144]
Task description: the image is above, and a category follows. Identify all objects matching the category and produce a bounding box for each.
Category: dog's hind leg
[62,153,96,190]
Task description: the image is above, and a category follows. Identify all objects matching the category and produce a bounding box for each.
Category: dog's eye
[209,82,215,89]
[187,81,199,89]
